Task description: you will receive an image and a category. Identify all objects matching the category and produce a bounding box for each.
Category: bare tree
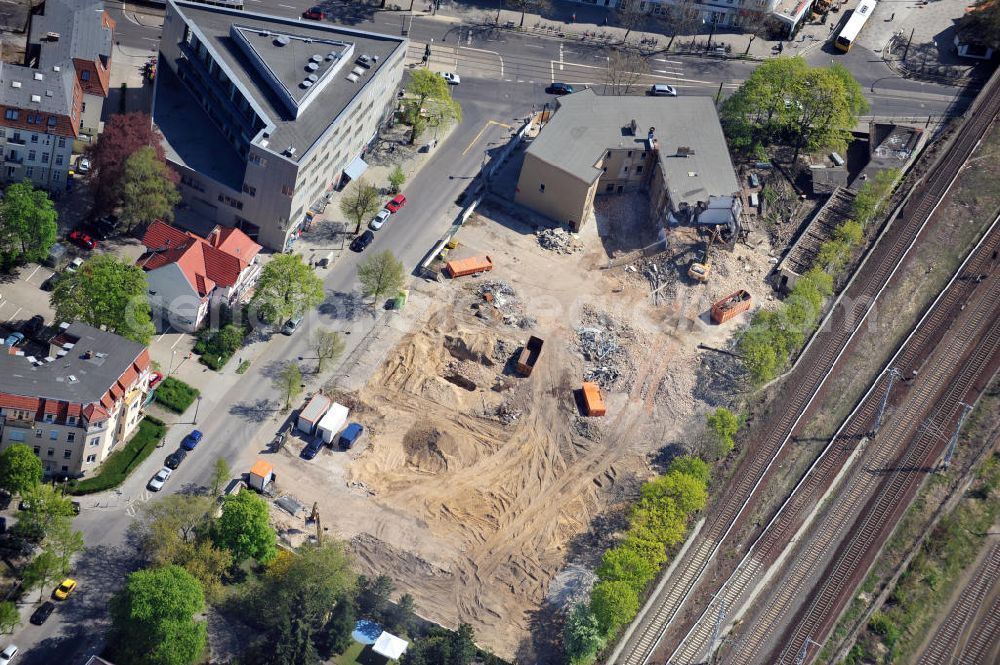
[507,0,551,27]
[664,0,703,51]
[604,47,649,95]
[740,11,783,55]
[312,330,346,373]
[614,1,664,43]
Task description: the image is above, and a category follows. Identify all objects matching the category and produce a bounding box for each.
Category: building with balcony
[0,323,151,478]
[153,0,407,251]
[137,220,263,332]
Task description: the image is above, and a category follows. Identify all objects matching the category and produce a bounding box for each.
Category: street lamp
[168,349,177,376]
[193,395,203,425]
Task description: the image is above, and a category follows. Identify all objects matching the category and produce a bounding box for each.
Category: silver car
[0,645,19,665]
[369,209,391,231]
[147,467,172,492]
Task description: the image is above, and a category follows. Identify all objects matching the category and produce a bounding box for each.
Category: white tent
[372,631,408,661]
[316,402,349,444]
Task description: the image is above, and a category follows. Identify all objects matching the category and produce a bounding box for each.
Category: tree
[211,457,231,497]
[46,519,85,572]
[595,545,658,590]
[134,495,214,564]
[0,444,42,495]
[590,580,639,635]
[853,168,898,227]
[507,0,550,27]
[339,178,381,234]
[88,112,174,214]
[357,250,405,305]
[318,596,357,658]
[706,407,739,456]
[13,484,76,543]
[404,70,461,145]
[250,254,325,325]
[956,0,1000,50]
[0,601,19,635]
[23,548,67,601]
[119,146,181,232]
[108,565,207,665]
[563,603,604,664]
[668,455,710,485]
[613,1,660,42]
[357,574,395,623]
[50,254,155,344]
[275,362,303,412]
[312,330,345,373]
[214,489,277,563]
[786,66,865,164]
[664,0,703,50]
[387,593,417,635]
[449,622,477,665]
[387,165,406,195]
[605,47,648,96]
[273,587,322,665]
[0,181,58,271]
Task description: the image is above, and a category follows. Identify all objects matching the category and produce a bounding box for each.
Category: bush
[155,377,199,413]
[68,418,166,494]
[706,408,739,457]
[195,324,244,371]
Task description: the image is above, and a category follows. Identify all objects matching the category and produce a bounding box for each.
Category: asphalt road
[5,3,974,664]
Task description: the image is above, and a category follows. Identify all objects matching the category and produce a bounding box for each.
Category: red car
[385,194,407,213]
[149,371,164,390]
[302,7,326,20]
[68,230,97,250]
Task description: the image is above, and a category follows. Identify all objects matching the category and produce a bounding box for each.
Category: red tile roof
[67,403,82,417]
[43,400,60,414]
[138,221,258,293]
[134,349,151,373]
[82,403,109,422]
[0,393,40,410]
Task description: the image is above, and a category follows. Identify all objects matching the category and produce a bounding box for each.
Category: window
[637,165,643,174]
[33,446,40,455]
[28,150,36,161]
[44,413,55,423]
[86,454,96,463]
[61,465,68,472]
[0,129,5,138]
[281,185,294,196]
[81,102,87,112]
[67,432,75,442]
[26,167,33,177]
[56,154,63,165]
[35,428,42,438]
[50,430,58,440]
[5,109,17,120]
[627,151,633,157]
[89,437,99,447]
[26,115,35,125]
[8,430,25,442]
[81,70,90,81]
[42,152,48,164]
[31,134,38,143]
[67,416,76,425]
[53,170,60,181]
[624,166,629,173]
[57,137,65,148]
[606,184,615,192]
[242,184,256,196]
[63,450,72,459]
[539,184,545,192]
[47,448,54,457]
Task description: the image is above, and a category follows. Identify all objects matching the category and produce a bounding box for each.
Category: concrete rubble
[537,227,584,254]
[575,306,637,389]
[475,280,536,328]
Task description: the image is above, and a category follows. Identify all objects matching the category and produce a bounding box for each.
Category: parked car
[369,209,391,231]
[147,467,172,491]
[165,449,187,470]
[282,314,303,335]
[649,84,678,97]
[66,257,84,272]
[70,501,80,515]
[30,602,55,625]
[181,430,203,451]
[0,645,18,665]
[41,272,63,291]
[149,371,164,390]
[53,578,77,600]
[350,230,375,253]
[301,7,326,19]
[546,82,574,95]
[439,72,461,85]
[68,230,96,250]
[76,157,91,173]
[355,53,374,68]
[301,437,324,460]
[22,315,44,338]
[3,333,25,349]
[338,423,365,450]
[385,194,406,213]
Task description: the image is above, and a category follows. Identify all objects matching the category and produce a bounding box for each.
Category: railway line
[612,66,1000,665]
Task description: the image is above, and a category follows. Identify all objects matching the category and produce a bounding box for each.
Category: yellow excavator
[688,226,721,283]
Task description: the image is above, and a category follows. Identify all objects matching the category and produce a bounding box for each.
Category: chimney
[83,350,93,359]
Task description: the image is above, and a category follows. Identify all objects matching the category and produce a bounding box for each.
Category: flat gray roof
[0,323,145,404]
[528,89,739,208]
[169,0,405,160]
[29,0,112,69]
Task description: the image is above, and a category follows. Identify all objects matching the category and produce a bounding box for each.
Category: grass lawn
[155,376,200,413]
[68,417,166,495]
[334,642,389,665]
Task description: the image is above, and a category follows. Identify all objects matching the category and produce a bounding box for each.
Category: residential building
[566,0,787,33]
[515,89,740,231]
[137,220,263,332]
[0,323,151,478]
[153,0,407,251]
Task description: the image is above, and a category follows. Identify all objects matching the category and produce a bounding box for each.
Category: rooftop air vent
[259,30,271,36]
[307,74,318,83]
[68,375,78,383]
[326,51,338,61]
[52,65,60,72]
[301,79,313,88]
[306,62,319,72]
[45,90,53,97]
[284,146,297,157]
[677,146,695,157]
[59,322,70,330]
[56,350,67,357]
[310,54,323,63]
[274,35,290,46]
[30,94,41,103]
[346,72,359,82]
[33,72,43,81]
[10,81,21,88]
[46,32,60,41]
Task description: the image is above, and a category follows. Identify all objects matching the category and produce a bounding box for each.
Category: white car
[439,72,460,85]
[369,209,391,231]
[65,257,84,272]
[0,645,18,665]
[650,84,677,97]
[147,467,172,492]
[77,157,91,173]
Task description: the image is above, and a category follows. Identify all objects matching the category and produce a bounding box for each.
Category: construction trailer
[516,336,544,376]
[297,394,332,434]
[710,290,753,324]
[582,382,607,417]
[317,403,350,445]
[446,255,493,278]
[248,460,275,493]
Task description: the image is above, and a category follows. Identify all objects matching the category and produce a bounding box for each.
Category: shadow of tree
[319,290,367,322]
[229,398,280,423]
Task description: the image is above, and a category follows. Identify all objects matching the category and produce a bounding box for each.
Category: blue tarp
[352,619,383,645]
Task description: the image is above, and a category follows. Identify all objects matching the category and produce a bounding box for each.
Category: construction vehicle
[688,226,721,283]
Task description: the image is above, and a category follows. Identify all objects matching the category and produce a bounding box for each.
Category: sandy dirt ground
[261,193,776,659]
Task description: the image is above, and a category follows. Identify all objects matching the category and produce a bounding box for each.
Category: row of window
[4,109,58,127]
[217,193,244,210]
[10,166,64,180]
[181,174,206,193]
[0,128,67,148]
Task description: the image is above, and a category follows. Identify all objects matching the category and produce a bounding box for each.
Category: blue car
[181,430,203,451]
[301,438,324,460]
[338,423,365,450]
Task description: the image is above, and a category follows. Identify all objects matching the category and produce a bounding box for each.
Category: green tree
[590,580,639,635]
[339,178,381,234]
[563,603,604,665]
[318,596,357,658]
[251,254,325,325]
[388,593,416,636]
[595,544,658,590]
[834,219,864,246]
[50,254,155,344]
[109,565,207,665]
[387,165,406,195]
[273,586,322,665]
[816,238,851,272]
[852,168,899,227]
[214,489,277,563]
[956,0,1000,50]
[312,330,345,373]
[668,455,710,485]
[275,362,303,412]
[404,69,462,145]
[0,601,19,634]
[119,146,181,232]
[0,443,43,495]
[132,495,214,565]
[449,622,477,665]
[356,574,395,623]
[13,484,76,542]
[174,540,233,604]
[23,548,67,601]
[46,518,85,572]
[211,457,231,497]
[216,324,245,356]
[0,181,58,271]
[738,320,781,385]
[357,250,405,305]
[706,407,739,456]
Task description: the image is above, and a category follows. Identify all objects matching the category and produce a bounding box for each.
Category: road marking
[524,43,544,49]
[24,265,40,282]
[461,120,513,156]
[170,334,185,350]
[142,36,158,42]
[6,307,22,322]
[559,42,564,71]
[278,3,295,8]
[654,69,685,76]
[653,58,684,64]
[458,46,503,78]
[563,60,718,85]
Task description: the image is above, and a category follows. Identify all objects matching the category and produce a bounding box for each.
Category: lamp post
[193,395,203,425]
[168,349,177,376]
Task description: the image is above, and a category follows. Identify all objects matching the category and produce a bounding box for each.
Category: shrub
[68,418,166,494]
[195,324,244,371]
[706,408,739,456]
[155,377,199,413]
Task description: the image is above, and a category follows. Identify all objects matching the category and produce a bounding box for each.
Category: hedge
[155,377,200,413]
[68,417,166,495]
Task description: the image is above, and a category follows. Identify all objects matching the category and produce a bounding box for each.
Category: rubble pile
[573,417,603,442]
[475,280,536,329]
[576,307,638,389]
[537,227,583,254]
[496,401,523,425]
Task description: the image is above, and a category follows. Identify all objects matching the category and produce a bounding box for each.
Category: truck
[317,403,350,445]
[297,394,332,434]
[581,382,606,417]
[710,290,753,324]
[516,336,544,376]
[445,255,493,278]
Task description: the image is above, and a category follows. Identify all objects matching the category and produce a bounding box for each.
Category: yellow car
[53,578,77,600]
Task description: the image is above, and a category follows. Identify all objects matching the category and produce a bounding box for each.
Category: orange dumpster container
[581,382,606,417]
[446,255,493,278]
[711,290,752,324]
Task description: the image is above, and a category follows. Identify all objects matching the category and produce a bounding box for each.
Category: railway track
[916,540,1000,665]
[612,67,1000,665]
[665,219,1000,664]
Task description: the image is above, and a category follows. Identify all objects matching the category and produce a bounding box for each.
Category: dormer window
[67,416,77,426]
[44,413,55,423]
[81,70,90,81]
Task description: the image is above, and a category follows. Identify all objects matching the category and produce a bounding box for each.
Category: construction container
[581,382,606,417]
[516,336,544,376]
[317,403,350,445]
[248,460,275,493]
[297,394,332,434]
[711,290,753,324]
[446,255,493,278]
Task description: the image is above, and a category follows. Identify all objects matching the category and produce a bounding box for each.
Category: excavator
[688,226,721,283]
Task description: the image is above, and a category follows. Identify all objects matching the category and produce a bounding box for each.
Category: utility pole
[872,367,902,437]
[794,637,822,665]
[940,402,973,471]
[902,27,915,61]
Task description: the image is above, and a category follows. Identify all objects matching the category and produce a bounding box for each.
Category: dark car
[302,7,326,19]
[70,501,81,515]
[349,230,375,253]
[30,601,55,625]
[181,430,203,451]
[301,438,324,460]
[338,423,364,450]
[546,82,574,95]
[22,315,44,338]
[41,272,63,292]
[165,449,187,470]
[68,230,97,250]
